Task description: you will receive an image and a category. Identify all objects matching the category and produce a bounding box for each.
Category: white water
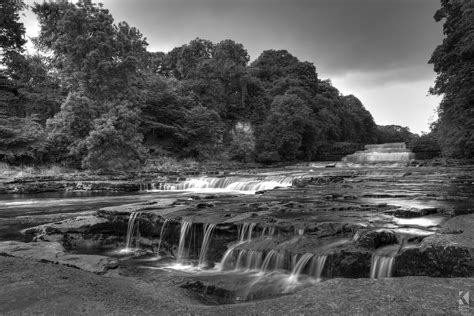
[122,211,141,252]
[239,223,256,242]
[341,143,415,164]
[144,175,294,193]
[198,223,216,267]
[156,219,169,256]
[177,221,192,262]
[217,241,248,270]
[370,254,395,278]
[288,253,314,282]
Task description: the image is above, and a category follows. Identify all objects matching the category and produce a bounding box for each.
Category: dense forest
[0,0,470,172]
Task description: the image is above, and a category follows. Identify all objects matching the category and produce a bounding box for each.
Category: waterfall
[308,255,327,280]
[296,228,305,236]
[370,254,395,278]
[125,211,141,250]
[217,241,247,271]
[261,250,279,271]
[245,250,263,270]
[198,223,216,267]
[177,221,192,262]
[235,249,247,270]
[156,219,169,256]
[147,175,294,192]
[288,253,314,282]
[239,223,255,242]
[340,142,415,165]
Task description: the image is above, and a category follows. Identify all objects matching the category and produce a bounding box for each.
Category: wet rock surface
[2,164,474,312]
[1,256,472,315]
[0,241,118,274]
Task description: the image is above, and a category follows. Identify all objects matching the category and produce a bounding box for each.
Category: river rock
[395,214,474,277]
[355,229,398,249]
[0,241,117,274]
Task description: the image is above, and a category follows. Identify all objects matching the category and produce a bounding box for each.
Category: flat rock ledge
[0,241,117,274]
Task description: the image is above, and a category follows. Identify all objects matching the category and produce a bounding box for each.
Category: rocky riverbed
[1,163,474,313]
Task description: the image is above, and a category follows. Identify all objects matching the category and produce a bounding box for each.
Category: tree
[45,93,96,165]
[82,103,147,172]
[0,0,26,69]
[33,0,148,101]
[256,94,313,161]
[177,106,225,159]
[429,0,474,158]
[0,114,45,164]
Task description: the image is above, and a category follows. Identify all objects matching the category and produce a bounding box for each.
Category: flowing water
[3,148,474,304]
[122,211,141,252]
[370,254,396,278]
[177,221,192,262]
[198,223,216,267]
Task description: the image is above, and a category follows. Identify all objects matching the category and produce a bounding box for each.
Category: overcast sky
[21,0,444,134]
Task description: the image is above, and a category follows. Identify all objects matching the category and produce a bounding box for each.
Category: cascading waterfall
[124,211,141,250]
[340,142,415,165]
[218,241,247,270]
[146,175,294,192]
[177,221,192,262]
[235,249,247,270]
[308,255,327,280]
[156,219,169,256]
[370,254,395,278]
[245,250,263,271]
[288,253,314,282]
[239,223,256,242]
[198,223,216,267]
[261,250,279,271]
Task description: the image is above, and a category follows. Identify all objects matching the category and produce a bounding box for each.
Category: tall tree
[0,0,26,70]
[33,0,148,101]
[429,0,474,158]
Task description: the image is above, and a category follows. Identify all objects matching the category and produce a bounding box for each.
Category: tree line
[2,0,466,172]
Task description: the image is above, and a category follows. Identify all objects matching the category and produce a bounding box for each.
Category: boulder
[355,229,398,249]
[395,214,474,277]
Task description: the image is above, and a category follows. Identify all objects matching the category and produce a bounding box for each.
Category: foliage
[45,93,95,166]
[82,103,148,173]
[0,0,26,69]
[1,0,387,169]
[376,125,415,144]
[177,106,225,159]
[0,114,45,164]
[33,0,148,101]
[256,94,313,161]
[227,122,256,162]
[429,0,474,158]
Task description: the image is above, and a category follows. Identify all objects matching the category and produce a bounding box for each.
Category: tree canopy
[0,0,401,171]
[429,0,474,158]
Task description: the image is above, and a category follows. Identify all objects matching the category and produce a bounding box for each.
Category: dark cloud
[99,0,443,79]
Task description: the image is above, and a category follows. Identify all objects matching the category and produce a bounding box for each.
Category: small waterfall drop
[308,255,327,280]
[124,211,141,250]
[370,254,395,278]
[340,142,415,165]
[156,219,169,256]
[217,241,247,270]
[239,223,255,242]
[261,250,279,271]
[177,221,192,262]
[296,228,305,236]
[288,253,314,282]
[147,175,294,192]
[198,223,216,267]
